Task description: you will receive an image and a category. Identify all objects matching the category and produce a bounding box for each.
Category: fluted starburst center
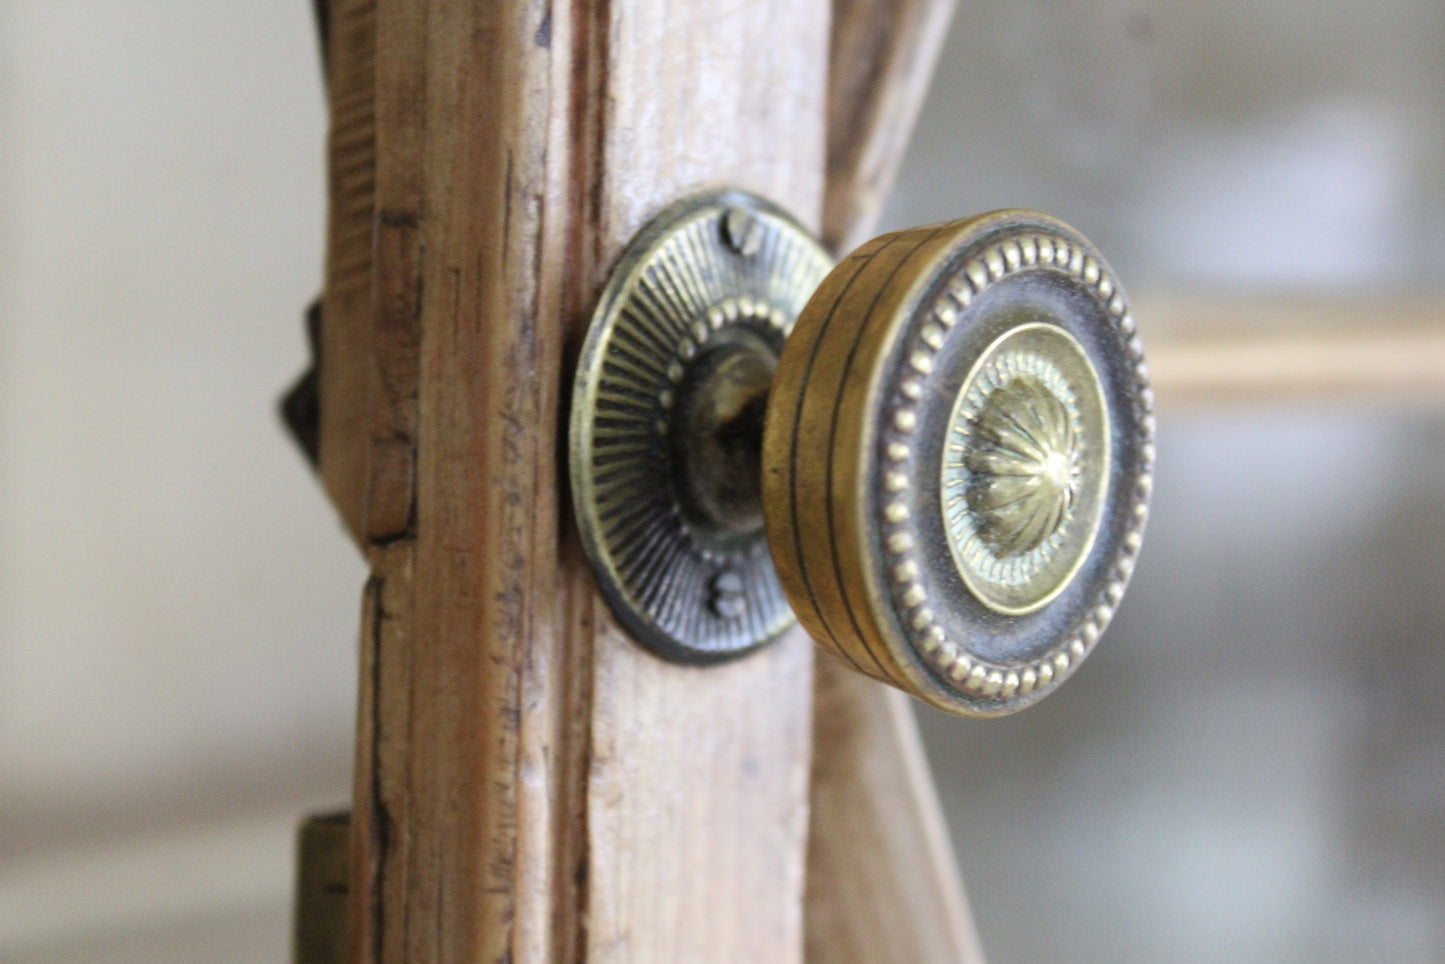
[940,323,1109,615]
[966,375,1082,556]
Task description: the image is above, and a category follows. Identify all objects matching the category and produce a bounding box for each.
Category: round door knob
[763,211,1153,715]
[571,192,1153,715]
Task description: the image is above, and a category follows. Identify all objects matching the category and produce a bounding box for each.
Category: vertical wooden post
[322,1,827,960]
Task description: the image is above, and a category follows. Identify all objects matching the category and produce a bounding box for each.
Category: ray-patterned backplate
[569,191,834,663]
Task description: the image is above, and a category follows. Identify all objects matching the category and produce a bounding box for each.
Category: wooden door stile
[322,1,829,961]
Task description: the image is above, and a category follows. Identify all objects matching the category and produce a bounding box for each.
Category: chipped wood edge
[332,1,829,961]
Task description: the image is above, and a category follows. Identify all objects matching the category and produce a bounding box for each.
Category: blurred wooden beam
[1137,293,1445,409]
[824,0,957,254]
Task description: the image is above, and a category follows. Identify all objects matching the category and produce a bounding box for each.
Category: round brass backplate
[762,210,1154,715]
[570,190,833,663]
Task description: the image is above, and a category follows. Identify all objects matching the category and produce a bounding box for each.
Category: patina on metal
[569,190,833,663]
[762,211,1153,715]
[942,321,1109,615]
[573,197,1153,709]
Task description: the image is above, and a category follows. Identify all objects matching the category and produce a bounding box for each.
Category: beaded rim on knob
[761,210,1153,716]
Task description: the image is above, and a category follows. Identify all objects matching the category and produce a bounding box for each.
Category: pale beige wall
[0,3,362,961]
[2,2,1443,962]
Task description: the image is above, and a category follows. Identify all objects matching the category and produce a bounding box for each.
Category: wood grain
[574,6,827,958]
[318,0,377,545]
[824,0,957,254]
[349,541,412,964]
[317,0,421,546]
[360,0,424,541]
[807,653,985,964]
[327,1,829,961]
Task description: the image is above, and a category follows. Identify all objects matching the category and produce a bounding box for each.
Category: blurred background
[2,1,1443,961]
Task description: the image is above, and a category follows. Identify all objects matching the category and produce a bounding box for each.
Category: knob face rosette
[762,211,1153,715]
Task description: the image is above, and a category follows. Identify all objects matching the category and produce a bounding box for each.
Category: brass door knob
[571,192,1153,715]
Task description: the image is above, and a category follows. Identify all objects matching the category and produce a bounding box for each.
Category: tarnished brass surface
[942,322,1109,615]
[762,211,1153,715]
[573,197,1152,702]
[570,191,833,662]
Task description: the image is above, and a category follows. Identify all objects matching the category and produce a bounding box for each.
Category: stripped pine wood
[359,0,424,542]
[807,654,984,964]
[349,542,412,964]
[318,0,423,548]
[318,0,378,546]
[324,1,828,961]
